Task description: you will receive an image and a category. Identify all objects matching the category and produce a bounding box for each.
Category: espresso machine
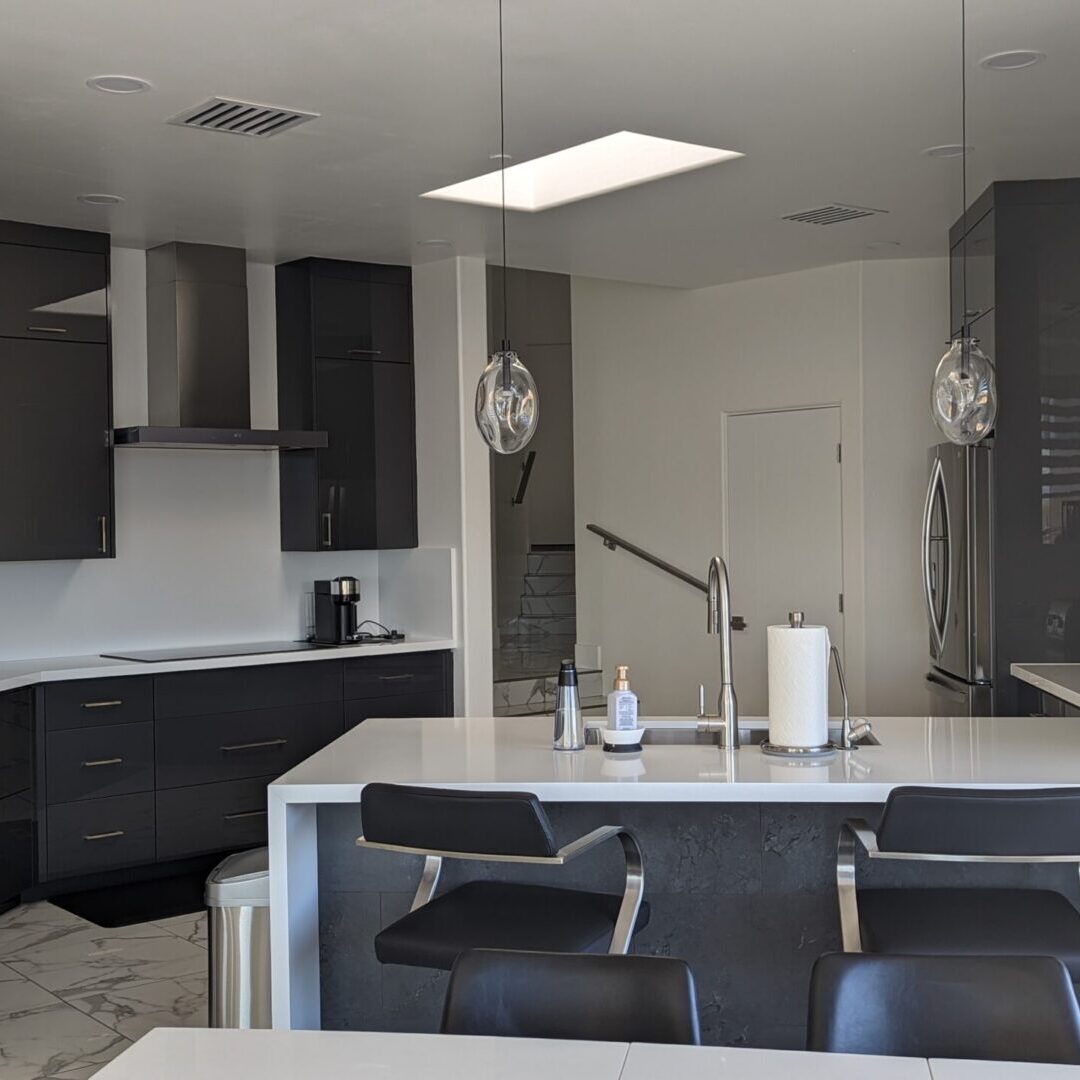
[313,576,362,645]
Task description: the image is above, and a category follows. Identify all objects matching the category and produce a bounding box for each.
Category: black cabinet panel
[156,775,272,861]
[0,243,108,344]
[45,793,155,879]
[343,651,450,701]
[313,276,411,363]
[155,701,341,788]
[0,690,34,907]
[154,661,341,720]
[0,338,112,560]
[344,690,449,732]
[46,722,154,804]
[44,677,153,731]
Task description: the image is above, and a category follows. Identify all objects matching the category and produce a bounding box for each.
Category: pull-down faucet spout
[699,555,738,751]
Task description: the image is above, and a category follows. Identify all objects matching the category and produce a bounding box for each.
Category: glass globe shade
[930,337,998,445]
[475,349,539,454]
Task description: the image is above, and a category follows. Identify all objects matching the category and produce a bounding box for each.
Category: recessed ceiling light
[86,74,151,94]
[423,131,744,212]
[980,50,1045,70]
[76,193,125,206]
[416,239,453,248]
[923,144,974,159]
[489,152,513,162]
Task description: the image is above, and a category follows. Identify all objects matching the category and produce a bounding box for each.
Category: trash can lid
[205,847,270,907]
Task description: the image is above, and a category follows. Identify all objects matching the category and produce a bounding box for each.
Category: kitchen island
[269,714,1080,1048]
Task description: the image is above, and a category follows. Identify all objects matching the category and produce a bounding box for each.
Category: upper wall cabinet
[0,221,113,562]
[276,258,417,551]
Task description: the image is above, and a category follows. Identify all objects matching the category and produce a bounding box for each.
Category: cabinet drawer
[156,776,272,861]
[45,677,153,731]
[344,690,449,731]
[343,651,448,701]
[154,661,341,720]
[47,722,154,804]
[45,793,155,879]
[155,701,342,788]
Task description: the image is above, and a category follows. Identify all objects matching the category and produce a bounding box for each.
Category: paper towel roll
[767,623,830,748]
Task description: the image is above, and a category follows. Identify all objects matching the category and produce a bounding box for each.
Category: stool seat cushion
[859,888,1080,980]
[374,880,651,970]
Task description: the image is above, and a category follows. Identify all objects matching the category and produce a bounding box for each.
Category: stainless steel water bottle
[552,659,585,751]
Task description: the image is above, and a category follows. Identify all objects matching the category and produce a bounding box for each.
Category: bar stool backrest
[876,786,1080,857]
[360,783,559,858]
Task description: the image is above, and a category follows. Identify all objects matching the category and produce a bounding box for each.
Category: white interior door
[725,406,845,716]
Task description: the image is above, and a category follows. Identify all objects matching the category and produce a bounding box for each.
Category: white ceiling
[0,0,1077,287]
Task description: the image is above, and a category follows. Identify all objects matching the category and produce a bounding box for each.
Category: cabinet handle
[83,830,124,841]
[346,348,382,356]
[98,515,108,555]
[81,699,123,710]
[219,738,287,753]
[223,809,268,822]
[82,757,123,768]
[27,325,68,334]
[378,673,414,683]
[322,512,333,548]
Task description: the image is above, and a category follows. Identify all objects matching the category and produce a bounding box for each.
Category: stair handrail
[585,523,707,594]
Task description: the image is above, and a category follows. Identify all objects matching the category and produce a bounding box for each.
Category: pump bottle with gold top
[607,665,639,731]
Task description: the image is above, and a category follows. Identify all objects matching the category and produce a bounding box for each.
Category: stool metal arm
[837,818,1080,953]
[357,825,645,954]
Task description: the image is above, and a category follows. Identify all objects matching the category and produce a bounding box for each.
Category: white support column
[412,256,494,717]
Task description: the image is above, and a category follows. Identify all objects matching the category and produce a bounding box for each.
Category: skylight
[421,131,743,212]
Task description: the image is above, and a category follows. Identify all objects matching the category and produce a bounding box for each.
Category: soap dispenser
[607,665,639,730]
[553,660,585,751]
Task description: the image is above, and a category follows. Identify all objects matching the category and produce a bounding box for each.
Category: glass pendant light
[474,0,539,455]
[931,0,997,446]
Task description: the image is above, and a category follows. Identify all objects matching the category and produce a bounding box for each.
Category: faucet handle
[697,683,706,718]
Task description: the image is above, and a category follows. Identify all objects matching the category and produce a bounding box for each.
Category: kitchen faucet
[698,555,739,751]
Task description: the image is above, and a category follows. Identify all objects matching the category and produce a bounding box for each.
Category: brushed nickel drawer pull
[378,673,414,682]
[98,514,108,555]
[224,809,268,821]
[83,830,124,841]
[220,738,287,752]
[322,512,332,548]
[27,325,68,334]
[81,699,123,709]
[82,757,123,768]
[346,347,382,356]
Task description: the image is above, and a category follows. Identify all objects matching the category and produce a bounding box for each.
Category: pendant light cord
[498,0,512,390]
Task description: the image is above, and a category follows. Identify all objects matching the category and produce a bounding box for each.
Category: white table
[92,1028,631,1080]
[621,1042,931,1079]
[930,1061,1080,1079]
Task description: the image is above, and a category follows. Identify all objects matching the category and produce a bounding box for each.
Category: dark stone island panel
[316,801,1080,1049]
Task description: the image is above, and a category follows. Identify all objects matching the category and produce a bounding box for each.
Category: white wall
[0,247,376,660]
[572,257,946,716]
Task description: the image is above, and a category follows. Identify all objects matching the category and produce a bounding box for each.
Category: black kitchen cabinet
[0,221,113,562]
[0,690,34,913]
[0,338,112,560]
[276,257,417,551]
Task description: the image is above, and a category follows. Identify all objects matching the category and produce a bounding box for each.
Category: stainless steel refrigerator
[923,442,994,715]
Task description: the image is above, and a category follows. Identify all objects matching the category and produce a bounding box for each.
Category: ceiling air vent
[167,97,319,138]
[782,204,887,226]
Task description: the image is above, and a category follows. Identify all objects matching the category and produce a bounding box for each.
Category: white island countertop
[1012,663,1080,710]
[269,713,1080,805]
[0,636,457,694]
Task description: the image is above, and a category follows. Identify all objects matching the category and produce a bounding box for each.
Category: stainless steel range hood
[114,242,326,451]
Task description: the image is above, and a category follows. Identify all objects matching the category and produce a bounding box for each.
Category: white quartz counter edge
[1011,663,1080,710]
[0,637,457,694]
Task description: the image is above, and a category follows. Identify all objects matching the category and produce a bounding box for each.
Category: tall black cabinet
[950,180,1080,714]
[276,258,417,551]
[0,220,113,561]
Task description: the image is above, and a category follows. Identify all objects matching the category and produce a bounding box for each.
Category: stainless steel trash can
[205,847,271,1029]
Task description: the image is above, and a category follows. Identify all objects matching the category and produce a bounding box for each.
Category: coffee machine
[313,576,362,645]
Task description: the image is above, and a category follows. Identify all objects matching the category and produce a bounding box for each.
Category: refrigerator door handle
[922,456,949,658]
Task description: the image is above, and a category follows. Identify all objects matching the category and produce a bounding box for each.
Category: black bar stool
[441,948,700,1044]
[837,786,1080,990]
[356,783,648,970]
[808,953,1080,1064]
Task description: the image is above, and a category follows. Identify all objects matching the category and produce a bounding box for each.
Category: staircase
[493,546,604,717]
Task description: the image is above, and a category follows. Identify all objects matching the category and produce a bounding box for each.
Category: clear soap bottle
[607,665,639,730]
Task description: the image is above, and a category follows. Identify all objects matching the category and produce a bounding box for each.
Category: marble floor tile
[152,912,208,950]
[7,922,207,1000]
[66,972,208,1042]
[0,971,68,1019]
[0,995,129,1080]
[0,903,91,961]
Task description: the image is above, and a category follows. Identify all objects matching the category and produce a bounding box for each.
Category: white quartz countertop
[270,713,1080,804]
[0,636,457,694]
[1012,663,1080,709]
